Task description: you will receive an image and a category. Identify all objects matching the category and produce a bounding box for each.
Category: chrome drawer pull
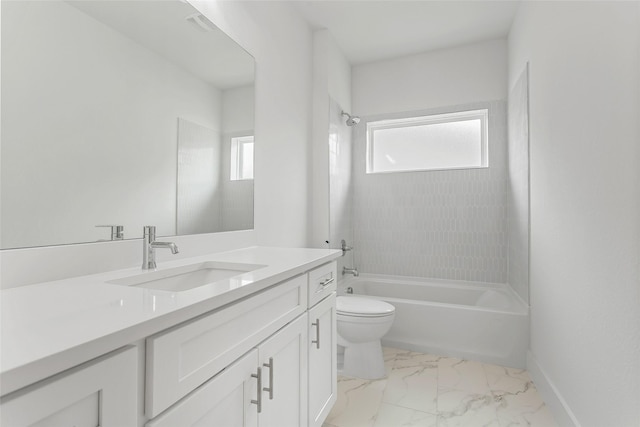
[319,277,334,287]
[262,357,274,400]
[251,367,262,413]
[316,277,334,293]
[311,319,320,349]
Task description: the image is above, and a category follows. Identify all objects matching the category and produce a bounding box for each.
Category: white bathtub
[340,274,529,368]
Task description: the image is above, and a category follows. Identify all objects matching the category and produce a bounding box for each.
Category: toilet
[336,296,396,379]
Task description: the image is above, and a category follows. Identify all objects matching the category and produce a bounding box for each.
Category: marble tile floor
[323,347,557,427]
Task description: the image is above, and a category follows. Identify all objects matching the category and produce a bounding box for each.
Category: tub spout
[343,267,359,277]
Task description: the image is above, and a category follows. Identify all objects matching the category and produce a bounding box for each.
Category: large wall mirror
[1,0,255,249]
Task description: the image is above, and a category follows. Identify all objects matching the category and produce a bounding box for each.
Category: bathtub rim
[339,273,529,315]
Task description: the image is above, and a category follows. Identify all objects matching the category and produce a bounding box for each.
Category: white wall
[509,2,640,425]
[327,35,352,115]
[507,65,530,303]
[176,118,223,235]
[1,0,314,288]
[352,39,507,116]
[222,85,255,134]
[310,30,352,248]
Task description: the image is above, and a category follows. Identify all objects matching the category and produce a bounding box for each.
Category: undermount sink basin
[107,261,267,292]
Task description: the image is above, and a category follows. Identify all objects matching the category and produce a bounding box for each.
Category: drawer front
[308,262,337,308]
[146,275,307,417]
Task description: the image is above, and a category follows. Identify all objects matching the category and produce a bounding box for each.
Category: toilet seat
[337,296,395,317]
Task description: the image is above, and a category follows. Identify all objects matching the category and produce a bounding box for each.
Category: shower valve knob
[341,239,352,256]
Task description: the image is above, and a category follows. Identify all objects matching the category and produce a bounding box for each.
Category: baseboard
[527,350,581,427]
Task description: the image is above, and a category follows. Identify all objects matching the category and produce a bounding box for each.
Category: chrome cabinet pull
[311,319,320,349]
[262,357,274,400]
[319,277,334,287]
[316,277,334,293]
[251,367,262,413]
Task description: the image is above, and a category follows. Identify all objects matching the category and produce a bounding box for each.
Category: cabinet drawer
[308,262,337,308]
[146,275,307,418]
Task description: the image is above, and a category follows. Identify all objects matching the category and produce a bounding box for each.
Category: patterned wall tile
[351,101,509,283]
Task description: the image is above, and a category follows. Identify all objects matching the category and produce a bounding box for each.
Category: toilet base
[340,341,386,379]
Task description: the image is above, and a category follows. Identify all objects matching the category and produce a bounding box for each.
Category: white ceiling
[292,1,521,64]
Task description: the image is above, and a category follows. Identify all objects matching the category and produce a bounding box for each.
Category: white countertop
[0,246,341,395]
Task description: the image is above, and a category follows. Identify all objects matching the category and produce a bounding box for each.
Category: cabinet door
[146,349,259,427]
[258,314,308,427]
[0,346,137,427]
[308,293,337,427]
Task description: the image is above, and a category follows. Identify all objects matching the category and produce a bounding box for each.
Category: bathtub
[340,274,529,368]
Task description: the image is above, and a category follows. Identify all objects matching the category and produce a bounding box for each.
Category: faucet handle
[341,239,353,256]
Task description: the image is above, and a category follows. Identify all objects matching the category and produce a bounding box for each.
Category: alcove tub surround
[0,247,341,426]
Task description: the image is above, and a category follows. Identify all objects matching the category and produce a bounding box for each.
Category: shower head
[341,111,361,126]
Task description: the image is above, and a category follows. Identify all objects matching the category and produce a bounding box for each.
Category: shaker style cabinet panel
[146,275,307,417]
[257,313,309,427]
[0,346,137,427]
[308,293,337,427]
[147,314,309,427]
[146,349,260,427]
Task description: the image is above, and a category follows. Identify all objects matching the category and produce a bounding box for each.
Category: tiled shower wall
[328,98,355,273]
[352,101,509,283]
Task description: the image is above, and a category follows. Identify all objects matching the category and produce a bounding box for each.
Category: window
[230,135,254,180]
[366,109,488,174]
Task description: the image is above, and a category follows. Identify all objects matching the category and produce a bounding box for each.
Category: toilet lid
[337,296,395,316]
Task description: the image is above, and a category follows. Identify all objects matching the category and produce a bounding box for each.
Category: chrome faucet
[142,226,179,270]
[343,266,359,277]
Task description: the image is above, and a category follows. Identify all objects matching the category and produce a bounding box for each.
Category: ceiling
[291,1,521,64]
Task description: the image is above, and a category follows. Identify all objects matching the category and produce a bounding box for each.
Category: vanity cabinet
[0,346,138,427]
[147,311,308,427]
[307,262,338,427]
[0,256,339,427]
[145,275,307,417]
